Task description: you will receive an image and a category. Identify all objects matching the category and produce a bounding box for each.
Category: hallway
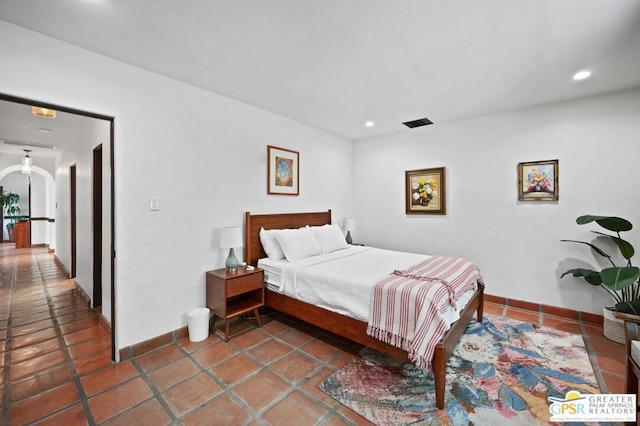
[0,245,111,424]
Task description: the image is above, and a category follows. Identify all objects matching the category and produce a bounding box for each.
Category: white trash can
[187,308,210,342]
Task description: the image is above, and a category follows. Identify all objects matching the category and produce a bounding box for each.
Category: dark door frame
[92,145,103,307]
[28,176,32,245]
[0,93,117,361]
[70,163,77,278]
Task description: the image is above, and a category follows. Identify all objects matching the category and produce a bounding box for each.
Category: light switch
[150,197,159,211]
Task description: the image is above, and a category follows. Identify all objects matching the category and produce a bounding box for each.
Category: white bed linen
[258,246,474,325]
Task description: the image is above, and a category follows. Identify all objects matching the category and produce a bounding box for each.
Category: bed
[244,210,484,409]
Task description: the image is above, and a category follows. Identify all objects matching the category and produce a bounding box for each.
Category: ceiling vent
[1,139,57,150]
[402,117,433,128]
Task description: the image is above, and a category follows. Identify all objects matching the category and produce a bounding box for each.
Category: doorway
[0,93,116,361]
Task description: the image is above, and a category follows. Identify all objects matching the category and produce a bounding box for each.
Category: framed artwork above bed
[517,159,559,201]
[405,167,446,215]
[267,145,299,195]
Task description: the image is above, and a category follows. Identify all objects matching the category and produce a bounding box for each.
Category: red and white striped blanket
[366,256,483,371]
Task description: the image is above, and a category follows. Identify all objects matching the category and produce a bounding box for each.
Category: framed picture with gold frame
[405,167,446,215]
[267,145,299,195]
[518,159,559,201]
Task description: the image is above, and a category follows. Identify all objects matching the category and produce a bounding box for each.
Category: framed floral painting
[405,167,446,214]
[267,145,299,195]
[518,159,559,201]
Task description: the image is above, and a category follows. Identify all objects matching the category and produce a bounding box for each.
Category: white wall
[53,121,111,317]
[100,143,112,325]
[354,88,640,315]
[0,21,354,352]
[7,16,633,353]
[28,172,47,244]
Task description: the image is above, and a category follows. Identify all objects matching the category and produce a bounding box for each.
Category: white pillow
[259,227,285,260]
[309,224,349,253]
[274,227,322,261]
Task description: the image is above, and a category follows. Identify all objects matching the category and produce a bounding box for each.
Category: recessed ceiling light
[573,70,591,81]
[32,106,56,118]
[365,121,375,127]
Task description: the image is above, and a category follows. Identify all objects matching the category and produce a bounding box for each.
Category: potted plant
[561,215,640,343]
[0,191,21,242]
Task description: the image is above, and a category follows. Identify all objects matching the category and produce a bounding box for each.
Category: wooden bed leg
[434,346,446,409]
[477,282,485,323]
[477,298,484,323]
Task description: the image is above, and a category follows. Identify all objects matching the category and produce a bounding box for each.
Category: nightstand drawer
[226,273,263,297]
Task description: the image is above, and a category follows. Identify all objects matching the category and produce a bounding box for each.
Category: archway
[0,165,56,249]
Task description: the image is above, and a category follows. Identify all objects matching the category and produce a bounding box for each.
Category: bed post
[477,281,485,322]
[434,347,446,409]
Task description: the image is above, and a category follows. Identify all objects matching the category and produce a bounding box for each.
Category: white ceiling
[0,100,106,159]
[1,0,640,145]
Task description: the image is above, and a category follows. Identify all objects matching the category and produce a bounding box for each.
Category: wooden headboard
[244,210,332,266]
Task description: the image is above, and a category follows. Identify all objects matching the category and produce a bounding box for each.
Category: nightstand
[206,267,265,341]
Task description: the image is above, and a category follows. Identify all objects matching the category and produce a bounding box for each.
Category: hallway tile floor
[0,245,627,425]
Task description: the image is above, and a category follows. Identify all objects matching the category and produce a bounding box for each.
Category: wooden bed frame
[244,210,484,409]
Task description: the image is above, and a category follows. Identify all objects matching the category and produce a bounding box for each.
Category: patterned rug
[320,317,601,425]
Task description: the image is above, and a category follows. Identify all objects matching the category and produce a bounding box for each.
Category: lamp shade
[21,151,32,175]
[343,217,356,232]
[220,226,243,248]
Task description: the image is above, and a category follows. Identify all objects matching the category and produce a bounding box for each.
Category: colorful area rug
[320,317,601,425]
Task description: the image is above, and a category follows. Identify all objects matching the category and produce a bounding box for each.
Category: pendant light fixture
[21,150,32,175]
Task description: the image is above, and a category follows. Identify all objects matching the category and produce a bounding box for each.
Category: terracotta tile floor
[0,245,627,425]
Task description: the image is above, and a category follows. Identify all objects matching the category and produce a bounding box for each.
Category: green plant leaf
[560,239,611,259]
[591,232,635,260]
[561,268,602,286]
[576,215,605,225]
[601,266,640,291]
[615,300,640,315]
[576,215,632,232]
[613,237,635,260]
[0,191,21,227]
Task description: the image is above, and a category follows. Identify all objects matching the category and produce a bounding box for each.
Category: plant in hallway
[0,191,21,240]
[561,215,640,314]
